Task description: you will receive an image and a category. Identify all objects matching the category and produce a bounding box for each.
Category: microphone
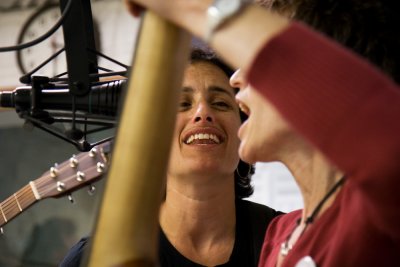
[0,79,126,117]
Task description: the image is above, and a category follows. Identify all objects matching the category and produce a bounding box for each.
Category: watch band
[205,0,250,43]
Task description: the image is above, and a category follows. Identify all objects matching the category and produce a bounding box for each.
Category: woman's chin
[239,143,256,164]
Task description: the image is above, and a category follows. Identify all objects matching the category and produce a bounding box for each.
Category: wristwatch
[205,0,249,42]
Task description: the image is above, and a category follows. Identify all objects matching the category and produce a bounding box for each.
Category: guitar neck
[0,141,110,229]
[0,182,39,227]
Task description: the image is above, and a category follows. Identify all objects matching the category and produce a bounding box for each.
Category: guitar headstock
[34,141,111,199]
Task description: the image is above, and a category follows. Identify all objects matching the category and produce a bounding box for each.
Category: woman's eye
[213,101,231,109]
[179,101,191,110]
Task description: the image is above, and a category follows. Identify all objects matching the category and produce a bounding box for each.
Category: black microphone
[0,79,126,116]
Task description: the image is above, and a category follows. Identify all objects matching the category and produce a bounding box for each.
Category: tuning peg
[70,155,79,168]
[76,171,85,182]
[50,163,59,178]
[56,181,66,192]
[96,162,105,173]
[88,184,96,196]
[89,147,98,158]
[68,194,75,204]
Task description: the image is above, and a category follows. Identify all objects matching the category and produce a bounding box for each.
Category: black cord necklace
[280,176,346,257]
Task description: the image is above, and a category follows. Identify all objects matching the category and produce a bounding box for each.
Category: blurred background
[0,0,301,266]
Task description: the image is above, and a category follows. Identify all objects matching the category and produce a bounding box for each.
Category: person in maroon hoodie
[125,0,400,266]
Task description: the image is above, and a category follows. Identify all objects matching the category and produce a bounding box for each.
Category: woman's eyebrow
[208,86,235,97]
[181,86,194,93]
[181,86,234,97]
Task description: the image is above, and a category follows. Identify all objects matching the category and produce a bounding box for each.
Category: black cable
[87,47,130,69]
[19,47,65,84]
[0,0,72,52]
[48,71,128,83]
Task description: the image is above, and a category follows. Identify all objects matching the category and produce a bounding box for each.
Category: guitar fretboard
[0,141,110,229]
[0,183,38,227]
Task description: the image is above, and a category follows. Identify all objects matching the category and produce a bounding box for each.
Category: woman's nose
[230,69,246,89]
[193,102,213,123]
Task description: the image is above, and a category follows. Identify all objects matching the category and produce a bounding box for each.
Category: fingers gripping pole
[86,12,191,267]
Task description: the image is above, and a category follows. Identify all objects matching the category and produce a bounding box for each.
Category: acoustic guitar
[0,141,111,232]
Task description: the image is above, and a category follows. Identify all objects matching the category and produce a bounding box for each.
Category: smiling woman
[60,48,282,267]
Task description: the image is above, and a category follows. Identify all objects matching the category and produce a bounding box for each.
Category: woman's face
[230,69,292,163]
[168,62,242,178]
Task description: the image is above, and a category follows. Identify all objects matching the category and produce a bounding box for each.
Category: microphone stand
[15,0,129,152]
[59,0,98,96]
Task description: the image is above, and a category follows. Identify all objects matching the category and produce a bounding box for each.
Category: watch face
[16,3,67,76]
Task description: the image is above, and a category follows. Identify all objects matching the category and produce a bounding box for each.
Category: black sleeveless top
[59,199,282,267]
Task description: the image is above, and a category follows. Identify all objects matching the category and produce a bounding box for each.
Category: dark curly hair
[265,0,400,83]
[189,48,255,198]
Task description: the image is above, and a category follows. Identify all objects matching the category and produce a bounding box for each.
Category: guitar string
[1,165,102,223]
[33,141,109,188]
[34,164,99,196]
[0,160,91,221]
[1,186,34,214]
[0,186,32,219]
[34,149,102,188]
[35,151,91,186]
[1,186,30,210]
[0,144,108,220]
[1,164,103,214]
[39,165,102,197]
[0,163,83,221]
[33,144,108,188]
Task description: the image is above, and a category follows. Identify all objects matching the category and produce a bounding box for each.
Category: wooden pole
[86,11,191,267]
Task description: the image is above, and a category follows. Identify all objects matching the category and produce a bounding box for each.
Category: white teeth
[185,133,220,144]
[210,134,220,143]
[239,102,250,115]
